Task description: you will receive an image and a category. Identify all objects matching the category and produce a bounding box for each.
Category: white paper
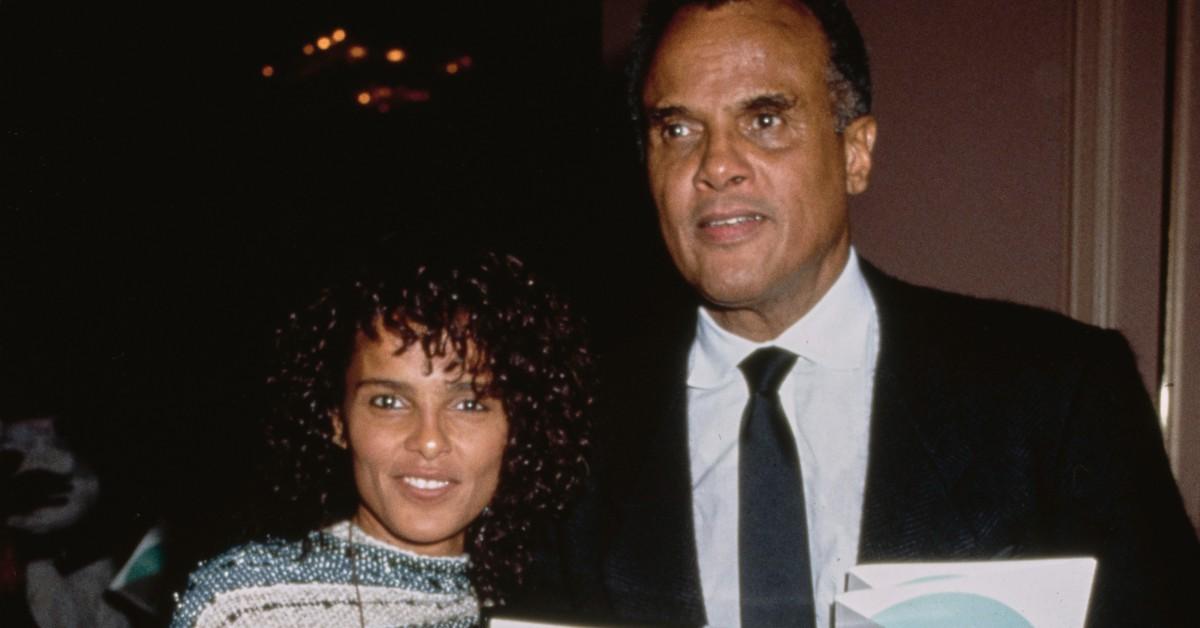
[834,557,1096,628]
[489,619,595,628]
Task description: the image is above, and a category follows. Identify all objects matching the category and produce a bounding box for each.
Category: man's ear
[330,411,348,449]
[843,115,877,195]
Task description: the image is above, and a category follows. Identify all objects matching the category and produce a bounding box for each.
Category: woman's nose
[403,412,451,460]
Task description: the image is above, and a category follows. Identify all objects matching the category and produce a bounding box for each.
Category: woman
[171,251,592,627]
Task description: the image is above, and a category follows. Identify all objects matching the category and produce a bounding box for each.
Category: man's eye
[454,398,489,412]
[752,113,781,129]
[368,395,402,409]
[662,123,691,139]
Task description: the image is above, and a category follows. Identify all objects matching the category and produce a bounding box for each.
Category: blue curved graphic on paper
[871,592,1033,628]
[900,574,958,586]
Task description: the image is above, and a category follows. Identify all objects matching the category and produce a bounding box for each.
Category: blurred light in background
[263,26,475,113]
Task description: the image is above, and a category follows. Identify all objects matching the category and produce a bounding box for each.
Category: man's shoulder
[861,259,1119,359]
[596,289,697,386]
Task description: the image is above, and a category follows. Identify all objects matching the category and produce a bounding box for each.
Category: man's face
[642,0,875,336]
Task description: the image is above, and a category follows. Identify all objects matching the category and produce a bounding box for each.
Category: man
[525,1,1200,626]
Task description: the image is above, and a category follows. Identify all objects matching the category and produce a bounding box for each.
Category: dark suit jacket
[512,261,1199,627]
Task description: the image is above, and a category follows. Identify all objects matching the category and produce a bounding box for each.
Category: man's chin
[695,276,772,311]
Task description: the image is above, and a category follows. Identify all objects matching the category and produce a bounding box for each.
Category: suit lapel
[857,262,981,561]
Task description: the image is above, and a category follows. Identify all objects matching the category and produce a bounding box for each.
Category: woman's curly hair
[263,249,593,605]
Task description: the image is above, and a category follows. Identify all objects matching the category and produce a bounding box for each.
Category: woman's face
[335,324,508,556]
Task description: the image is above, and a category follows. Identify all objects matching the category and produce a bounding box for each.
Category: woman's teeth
[403,476,450,490]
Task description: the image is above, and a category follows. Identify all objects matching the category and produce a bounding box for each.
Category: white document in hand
[834,557,1096,628]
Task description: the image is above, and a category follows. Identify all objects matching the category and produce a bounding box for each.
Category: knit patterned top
[170,521,478,627]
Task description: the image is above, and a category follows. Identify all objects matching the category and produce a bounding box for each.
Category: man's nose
[694,131,750,191]
[403,412,451,460]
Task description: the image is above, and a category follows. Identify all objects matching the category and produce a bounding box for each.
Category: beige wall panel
[851,0,1166,394]
[1164,0,1200,531]
[851,1,1073,313]
[1108,1,1168,391]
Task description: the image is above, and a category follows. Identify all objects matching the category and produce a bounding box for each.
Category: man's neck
[705,248,851,342]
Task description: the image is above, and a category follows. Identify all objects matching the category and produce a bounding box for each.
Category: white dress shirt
[687,250,880,628]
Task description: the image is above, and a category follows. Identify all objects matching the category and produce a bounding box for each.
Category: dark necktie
[738,347,814,627]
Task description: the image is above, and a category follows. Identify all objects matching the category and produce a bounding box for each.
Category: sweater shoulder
[168,534,325,628]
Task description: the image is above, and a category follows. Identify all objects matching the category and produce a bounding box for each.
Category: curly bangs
[264,250,593,606]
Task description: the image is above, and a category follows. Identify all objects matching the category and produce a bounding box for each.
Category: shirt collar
[687,249,875,389]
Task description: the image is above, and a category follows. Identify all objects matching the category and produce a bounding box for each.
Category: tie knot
[738,347,798,395]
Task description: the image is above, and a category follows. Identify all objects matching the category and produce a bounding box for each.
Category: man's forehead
[673,0,816,23]
[643,0,829,106]
[660,0,820,50]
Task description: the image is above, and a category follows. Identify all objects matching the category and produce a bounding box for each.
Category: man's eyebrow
[740,93,797,112]
[645,105,689,123]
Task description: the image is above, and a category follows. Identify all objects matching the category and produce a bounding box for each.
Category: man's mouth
[701,214,765,228]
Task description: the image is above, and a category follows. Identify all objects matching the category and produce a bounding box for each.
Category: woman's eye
[368,395,402,409]
[454,398,488,412]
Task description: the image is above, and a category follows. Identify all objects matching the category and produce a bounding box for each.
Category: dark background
[1,1,676,558]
